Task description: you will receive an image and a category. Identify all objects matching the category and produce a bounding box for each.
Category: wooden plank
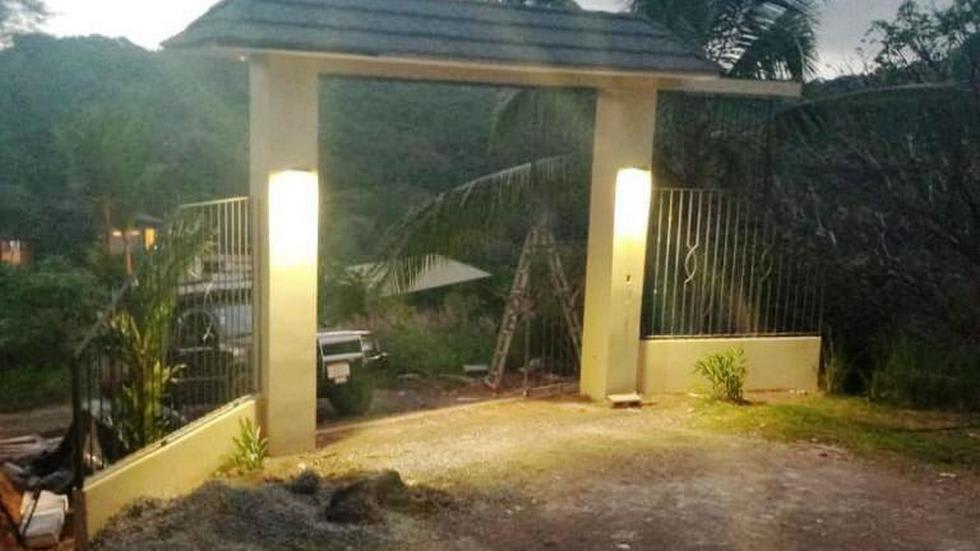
[0,470,23,549]
[607,393,643,408]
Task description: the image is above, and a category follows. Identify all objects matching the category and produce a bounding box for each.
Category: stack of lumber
[1,470,23,549]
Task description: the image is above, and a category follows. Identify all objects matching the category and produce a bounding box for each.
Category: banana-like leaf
[378,154,586,293]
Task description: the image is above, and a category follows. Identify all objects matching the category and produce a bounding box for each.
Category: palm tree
[629,0,820,81]
[381,0,821,285]
[379,154,587,291]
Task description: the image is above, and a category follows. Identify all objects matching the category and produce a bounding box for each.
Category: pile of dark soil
[324,470,452,523]
[93,470,453,551]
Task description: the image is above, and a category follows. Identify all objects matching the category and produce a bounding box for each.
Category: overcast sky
[42,0,954,78]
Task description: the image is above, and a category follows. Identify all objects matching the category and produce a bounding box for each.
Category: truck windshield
[320,339,361,357]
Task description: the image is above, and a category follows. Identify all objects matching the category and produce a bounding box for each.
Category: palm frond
[489,88,595,157]
[631,0,820,81]
[725,1,819,80]
[377,154,585,293]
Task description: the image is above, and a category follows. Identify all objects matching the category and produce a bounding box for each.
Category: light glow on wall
[613,167,653,245]
[268,170,319,269]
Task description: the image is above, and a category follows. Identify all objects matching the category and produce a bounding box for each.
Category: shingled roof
[165,0,717,76]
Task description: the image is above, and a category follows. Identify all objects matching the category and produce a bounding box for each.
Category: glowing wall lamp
[613,167,653,250]
[268,169,319,269]
[263,168,319,455]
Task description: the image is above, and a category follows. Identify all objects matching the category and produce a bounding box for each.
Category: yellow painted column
[249,54,320,455]
[580,85,658,401]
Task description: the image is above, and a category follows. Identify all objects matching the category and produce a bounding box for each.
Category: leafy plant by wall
[822,339,851,395]
[106,216,211,451]
[693,347,749,403]
[228,417,268,473]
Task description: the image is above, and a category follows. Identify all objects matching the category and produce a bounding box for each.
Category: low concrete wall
[638,336,821,395]
[83,397,258,537]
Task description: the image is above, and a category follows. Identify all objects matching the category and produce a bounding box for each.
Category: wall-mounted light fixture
[613,167,653,247]
[268,169,319,269]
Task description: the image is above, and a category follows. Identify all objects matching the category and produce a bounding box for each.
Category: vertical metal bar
[746,209,759,335]
[727,200,742,335]
[717,195,732,334]
[760,220,775,334]
[670,191,685,335]
[736,199,751,334]
[707,192,723,334]
[659,190,675,334]
[697,191,714,335]
[798,258,812,334]
[773,251,786,335]
[240,198,248,395]
[796,259,808,335]
[649,189,665,336]
[817,270,826,334]
[785,256,800,335]
[71,353,84,489]
[678,191,694,335]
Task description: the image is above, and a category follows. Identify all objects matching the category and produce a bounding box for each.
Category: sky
[42,0,955,78]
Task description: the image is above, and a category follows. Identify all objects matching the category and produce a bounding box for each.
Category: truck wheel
[325,374,374,417]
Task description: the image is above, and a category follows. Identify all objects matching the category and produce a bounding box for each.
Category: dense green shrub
[693,347,749,403]
[0,257,102,371]
[329,290,496,381]
[869,336,980,411]
[0,366,72,413]
[378,320,493,378]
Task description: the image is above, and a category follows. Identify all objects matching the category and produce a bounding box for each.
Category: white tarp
[348,255,491,296]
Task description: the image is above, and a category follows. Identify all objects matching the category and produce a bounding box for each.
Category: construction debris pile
[1,435,73,549]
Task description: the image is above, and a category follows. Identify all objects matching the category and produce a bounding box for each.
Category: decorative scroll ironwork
[642,189,822,338]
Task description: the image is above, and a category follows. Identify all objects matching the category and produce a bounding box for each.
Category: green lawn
[692,395,980,470]
[0,367,71,413]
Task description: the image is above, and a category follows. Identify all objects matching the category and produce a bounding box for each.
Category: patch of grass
[0,366,71,413]
[693,396,980,469]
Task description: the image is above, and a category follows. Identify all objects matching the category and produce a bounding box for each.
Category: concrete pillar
[249,54,319,455]
[580,85,658,401]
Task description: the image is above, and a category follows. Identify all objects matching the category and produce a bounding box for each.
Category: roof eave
[167,39,721,88]
[166,37,799,99]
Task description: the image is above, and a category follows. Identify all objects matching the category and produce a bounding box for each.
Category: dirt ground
[0,405,71,440]
[319,372,557,422]
[96,394,980,551]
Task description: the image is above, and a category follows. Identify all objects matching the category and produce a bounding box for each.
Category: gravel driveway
[96,396,980,550]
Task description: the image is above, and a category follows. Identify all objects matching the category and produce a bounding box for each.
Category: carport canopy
[168,0,801,455]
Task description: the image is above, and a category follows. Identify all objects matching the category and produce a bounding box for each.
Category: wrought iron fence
[642,188,822,338]
[72,197,255,476]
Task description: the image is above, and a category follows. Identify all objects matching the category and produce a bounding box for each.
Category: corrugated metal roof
[165,0,717,76]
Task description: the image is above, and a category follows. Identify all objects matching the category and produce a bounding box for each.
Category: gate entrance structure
[167,0,800,456]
